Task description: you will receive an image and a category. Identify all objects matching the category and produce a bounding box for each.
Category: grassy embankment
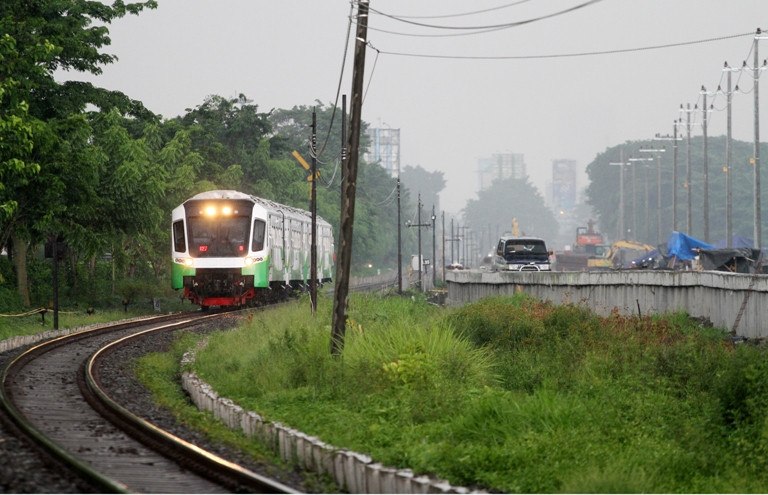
[140,292,768,493]
[0,300,186,341]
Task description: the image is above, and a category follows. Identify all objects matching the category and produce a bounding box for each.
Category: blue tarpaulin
[666,232,714,260]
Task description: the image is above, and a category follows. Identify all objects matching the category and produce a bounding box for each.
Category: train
[171,190,334,308]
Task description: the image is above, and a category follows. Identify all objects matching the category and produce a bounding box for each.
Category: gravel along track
[0,314,316,493]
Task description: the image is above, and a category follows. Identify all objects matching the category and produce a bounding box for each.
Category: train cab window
[173,220,186,252]
[252,219,266,251]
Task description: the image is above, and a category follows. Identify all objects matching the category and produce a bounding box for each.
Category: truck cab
[494,236,552,271]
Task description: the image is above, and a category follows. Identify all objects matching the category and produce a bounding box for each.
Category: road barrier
[446,270,768,339]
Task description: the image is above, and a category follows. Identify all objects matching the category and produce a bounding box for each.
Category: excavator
[555,220,654,271]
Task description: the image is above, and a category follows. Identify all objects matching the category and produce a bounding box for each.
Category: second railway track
[0,312,299,493]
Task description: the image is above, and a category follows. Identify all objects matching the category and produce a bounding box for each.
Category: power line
[367,0,603,31]
[378,0,537,20]
[369,31,755,60]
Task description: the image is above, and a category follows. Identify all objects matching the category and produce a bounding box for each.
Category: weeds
[186,292,768,493]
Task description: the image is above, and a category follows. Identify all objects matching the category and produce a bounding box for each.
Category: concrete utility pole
[441,212,446,283]
[723,62,739,248]
[751,28,767,248]
[397,177,402,293]
[673,121,679,232]
[700,90,711,244]
[680,103,694,236]
[331,0,368,356]
[431,205,437,289]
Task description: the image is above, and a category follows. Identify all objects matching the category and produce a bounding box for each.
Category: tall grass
[191,292,768,493]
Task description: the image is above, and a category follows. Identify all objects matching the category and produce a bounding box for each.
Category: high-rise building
[477,153,526,191]
[364,127,400,177]
[552,159,577,211]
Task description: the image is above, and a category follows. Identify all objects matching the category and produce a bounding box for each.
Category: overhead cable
[367,0,603,31]
[380,0,535,20]
[369,31,756,60]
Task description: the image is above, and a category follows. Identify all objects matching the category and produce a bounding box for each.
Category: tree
[400,164,445,213]
[463,176,559,250]
[0,0,157,305]
[585,138,768,246]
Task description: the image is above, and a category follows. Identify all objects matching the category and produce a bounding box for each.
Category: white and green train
[171,190,334,308]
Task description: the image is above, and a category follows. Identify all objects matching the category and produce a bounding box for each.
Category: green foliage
[586,137,768,243]
[713,344,768,428]
[183,293,768,493]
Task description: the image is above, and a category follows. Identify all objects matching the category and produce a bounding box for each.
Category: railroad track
[0,312,297,493]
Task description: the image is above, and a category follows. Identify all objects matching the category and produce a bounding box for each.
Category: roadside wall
[446,270,768,339]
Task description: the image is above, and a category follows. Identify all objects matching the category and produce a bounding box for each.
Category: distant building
[364,127,400,177]
[478,153,526,191]
[552,159,577,212]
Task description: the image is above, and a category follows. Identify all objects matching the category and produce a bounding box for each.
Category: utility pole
[680,103,694,236]
[441,212,446,283]
[722,62,740,248]
[397,177,402,293]
[451,219,455,264]
[431,205,436,289]
[751,28,767,248]
[310,109,317,315]
[673,121,679,232]
[700,89,712,244]
[406,194,432,292]
[331,0,368,356]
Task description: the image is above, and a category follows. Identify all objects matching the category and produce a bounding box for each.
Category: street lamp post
[639,147,666,245]
[629,157,654,243]
[654,131,683,233]
[609,151,627,240]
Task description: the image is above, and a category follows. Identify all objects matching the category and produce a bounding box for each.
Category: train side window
[173,220,186,252]
[252,219,266,251]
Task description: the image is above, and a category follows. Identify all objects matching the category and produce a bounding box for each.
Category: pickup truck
[494,236,552,271]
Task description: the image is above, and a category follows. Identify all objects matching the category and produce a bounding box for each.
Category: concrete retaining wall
[446,270,768,339]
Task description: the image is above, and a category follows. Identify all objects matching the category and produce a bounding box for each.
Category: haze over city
[65,0,768,214]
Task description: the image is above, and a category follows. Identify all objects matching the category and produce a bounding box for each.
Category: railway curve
[0,312,301,493]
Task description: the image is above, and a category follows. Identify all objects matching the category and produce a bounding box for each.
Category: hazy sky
[66,0,768,215]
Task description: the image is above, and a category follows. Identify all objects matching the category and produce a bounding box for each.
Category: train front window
[187,216,251,258]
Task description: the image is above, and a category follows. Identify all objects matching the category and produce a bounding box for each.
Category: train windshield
[187,216,251,257]
[183,199,254,258]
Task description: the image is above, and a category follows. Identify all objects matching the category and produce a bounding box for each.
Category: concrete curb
[181,349,477,494]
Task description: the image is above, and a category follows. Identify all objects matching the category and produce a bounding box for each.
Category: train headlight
[244,256,256,266]
[204,206,216,217]
[175,257,194,267]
